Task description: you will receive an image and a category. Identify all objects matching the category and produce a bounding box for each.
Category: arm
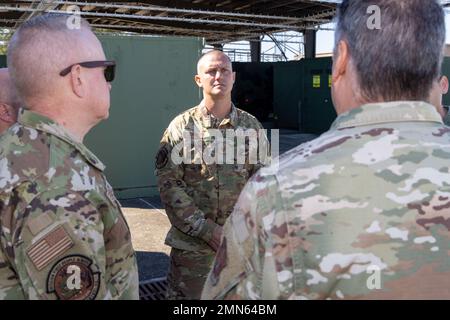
[202,172,284,300]
[12,187,138,300]
[155,129,222,250]
[250,120,271,177]
[201,176,265,300]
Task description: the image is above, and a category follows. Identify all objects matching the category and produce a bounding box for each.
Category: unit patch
[156,146,169,169]
[47,255,101,300]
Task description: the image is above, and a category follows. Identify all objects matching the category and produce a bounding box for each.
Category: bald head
[0,68,20,133]
[7,13,103,106]
[197,50,232,74]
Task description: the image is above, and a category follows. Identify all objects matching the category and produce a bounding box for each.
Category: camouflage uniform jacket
[202,101,450,300]
[443,107,450,126]
[0,109,139,300]
[155,104,269,252]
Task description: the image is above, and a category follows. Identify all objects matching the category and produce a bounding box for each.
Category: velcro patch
[27,226,74,271]
[27,213,53,236]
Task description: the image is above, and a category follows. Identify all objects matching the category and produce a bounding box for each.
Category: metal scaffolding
[0,0,338,43]
[2,1,450,62]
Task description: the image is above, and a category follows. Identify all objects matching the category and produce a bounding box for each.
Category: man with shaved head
[0,13,138,300]
[155,50,270,299]
[0,68,20,134]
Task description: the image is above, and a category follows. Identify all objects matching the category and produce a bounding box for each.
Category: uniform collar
[198,103,238,128]
[18,108,106,171]
[443,107,450,126]
[332,101,443,130]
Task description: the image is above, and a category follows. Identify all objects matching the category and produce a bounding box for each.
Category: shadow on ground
[136,251,170,281]
[119,196,163,209]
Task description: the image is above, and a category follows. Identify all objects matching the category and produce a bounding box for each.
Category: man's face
[81,31,112,121]
[195,53,235,98]
[429,75,449,117]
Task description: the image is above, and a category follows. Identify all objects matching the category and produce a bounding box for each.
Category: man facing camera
[156,50,269,299]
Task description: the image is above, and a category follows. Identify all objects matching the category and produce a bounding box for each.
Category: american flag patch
[27,226,74,271]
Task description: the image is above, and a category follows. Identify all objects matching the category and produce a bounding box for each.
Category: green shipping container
[272,57,336,134]
[301,57,336,134]
[273,61,304,129]
[84,35,203,199]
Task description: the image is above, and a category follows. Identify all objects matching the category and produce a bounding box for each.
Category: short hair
[7,13,91,104]
[335,0,445,102]
[197,50,232,73]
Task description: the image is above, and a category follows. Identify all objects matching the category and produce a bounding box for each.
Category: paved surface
[120,133,319,283]
[278,132,318,154]
[120,197,171,282]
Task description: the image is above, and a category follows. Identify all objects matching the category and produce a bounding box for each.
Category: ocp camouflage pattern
[202,101,450,300]
[0,109,139,300]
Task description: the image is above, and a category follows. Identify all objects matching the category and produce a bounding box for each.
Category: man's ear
[0,103,16,124]
[69,65,85,98]
[194,74,203,88]
[441,75,449,95]
[232,71,236,84]
[332,40,350,84]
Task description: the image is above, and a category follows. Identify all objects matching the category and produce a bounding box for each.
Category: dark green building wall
[0,55,6,67]
[272,58,336,134]
[273,61,304,129]
[84,35,203,199]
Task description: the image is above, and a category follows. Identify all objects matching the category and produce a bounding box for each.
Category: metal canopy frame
[0,0,338,44]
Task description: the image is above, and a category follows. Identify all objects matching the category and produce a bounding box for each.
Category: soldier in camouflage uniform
[202,0,450,300]
[0,14,138,300]
[0,68,20,134]
[156,50,269,299]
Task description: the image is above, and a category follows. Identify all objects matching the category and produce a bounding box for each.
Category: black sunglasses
[59,60,116,82]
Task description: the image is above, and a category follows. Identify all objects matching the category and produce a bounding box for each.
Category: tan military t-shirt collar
[332,101,443,130]
[18,108,106,172]
[198,103,238,128]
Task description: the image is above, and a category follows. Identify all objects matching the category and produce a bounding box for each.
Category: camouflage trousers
[166,247,215,300]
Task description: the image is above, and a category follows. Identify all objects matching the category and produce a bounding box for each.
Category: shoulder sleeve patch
[46,255,101,300]
[155,146,169,170]
[27,226,74,271]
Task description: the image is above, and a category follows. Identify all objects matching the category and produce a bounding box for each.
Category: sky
[239,11,450,61]
[316,10,450,54]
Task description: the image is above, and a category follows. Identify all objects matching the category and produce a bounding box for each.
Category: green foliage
[0,29,12,55]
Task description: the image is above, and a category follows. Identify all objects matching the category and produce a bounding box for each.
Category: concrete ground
[120,132,319,283]
[120,196,171,283]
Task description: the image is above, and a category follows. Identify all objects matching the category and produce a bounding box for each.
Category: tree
[0,29,12,55]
